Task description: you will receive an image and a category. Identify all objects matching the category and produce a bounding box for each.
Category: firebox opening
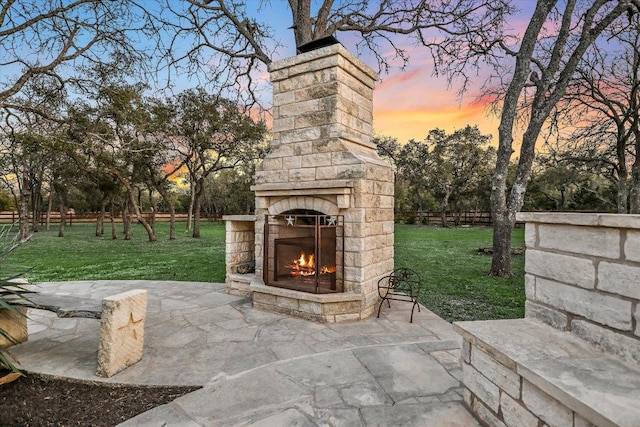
[264,211,344,294]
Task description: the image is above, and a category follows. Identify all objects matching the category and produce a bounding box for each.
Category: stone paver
[10,280,478,426]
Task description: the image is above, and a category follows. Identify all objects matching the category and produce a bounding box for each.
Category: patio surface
[11,280,480,426]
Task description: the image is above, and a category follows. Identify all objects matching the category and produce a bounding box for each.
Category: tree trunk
[617,122,629,213]
[154,183,176,240]
[96,194,108,236]
[192,196,202,238]
[122,197,132,240]
[185,179,195,233]
[440,187,451,227]
[192,179,204,238]
[110,199,118,240]
[148,188,156,233]
[125,187,156,242]
[57,197,66,238]
[18,171,30,241]
[491,208,514,276]
[45,187,53,231]
[108,168,156,242]
[31,183,42,233]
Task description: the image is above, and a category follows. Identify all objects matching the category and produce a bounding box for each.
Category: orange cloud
[373,104,500,143]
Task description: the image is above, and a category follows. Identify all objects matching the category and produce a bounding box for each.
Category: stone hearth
[224,43,394,322]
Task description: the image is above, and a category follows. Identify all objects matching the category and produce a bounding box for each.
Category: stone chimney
[225,43,394,322]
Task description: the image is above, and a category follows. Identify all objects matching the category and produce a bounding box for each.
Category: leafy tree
[423,126,494,226]
[168,89,267,238]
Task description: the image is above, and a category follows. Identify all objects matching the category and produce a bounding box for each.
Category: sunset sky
[254,2,537,145]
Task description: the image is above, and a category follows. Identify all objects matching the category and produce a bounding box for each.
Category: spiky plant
[0,224,34,384]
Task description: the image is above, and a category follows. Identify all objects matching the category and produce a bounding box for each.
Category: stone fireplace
[224,43,394,322]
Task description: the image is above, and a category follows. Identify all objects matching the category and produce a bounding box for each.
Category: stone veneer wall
[249,43,394,322]
[519,212,640,364]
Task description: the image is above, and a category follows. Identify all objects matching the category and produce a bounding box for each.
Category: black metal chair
[377,268,421,323]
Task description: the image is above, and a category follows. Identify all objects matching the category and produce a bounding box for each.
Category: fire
[287,252,335,277]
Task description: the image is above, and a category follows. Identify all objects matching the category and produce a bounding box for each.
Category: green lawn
[395,224,525,321]
[5,222,525,322]
[6,222,226,283]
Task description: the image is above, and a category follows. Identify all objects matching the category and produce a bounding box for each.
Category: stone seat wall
[455,213,640,426]
[455,318,640,427]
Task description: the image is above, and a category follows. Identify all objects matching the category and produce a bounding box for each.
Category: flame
[287,252,335,277]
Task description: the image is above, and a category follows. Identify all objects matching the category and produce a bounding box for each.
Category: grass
[6,222,226,283]
[395,224,525,321]
[5,222,525,322]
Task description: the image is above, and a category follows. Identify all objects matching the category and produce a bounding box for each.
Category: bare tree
[466,0,640,276]
[554,13,640,213]
[0,1,156,112]
[155,0,513,105]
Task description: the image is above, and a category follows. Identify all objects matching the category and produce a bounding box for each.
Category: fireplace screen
[264,213,344,294]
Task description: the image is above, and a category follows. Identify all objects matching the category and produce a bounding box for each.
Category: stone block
[500,392,538,427]
[294,81,339,102]
[293,141,313,156]
[524,223,536,248]
[598,262,640,299]
[571,319,640,365]
[298,300,322,316]
[471,346,521,399]
[282,156,301,170]
[538,224,620,258]
[625,230,640,262]
[524,274,536,301]
[574,414,597,427]
[261,157,283,171]
[96,289,147,378]
[334,313,361,322]
[276,296,299,311]
[273,91,295,107]
[323,301,361,316]
[462,363,500,413]
[288,168,316,181]
[521,380,572,427]
[525,249,595,289]
[525,301,568,331]
[279,99,323,117]
[636,305,640,338]
[472,396,506,427]
[295,110,333,128]
[462,340,471,364]
[280,127,322,144]
[536,278,632,331]
[301,153,332,167]
[0,307,28,348]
